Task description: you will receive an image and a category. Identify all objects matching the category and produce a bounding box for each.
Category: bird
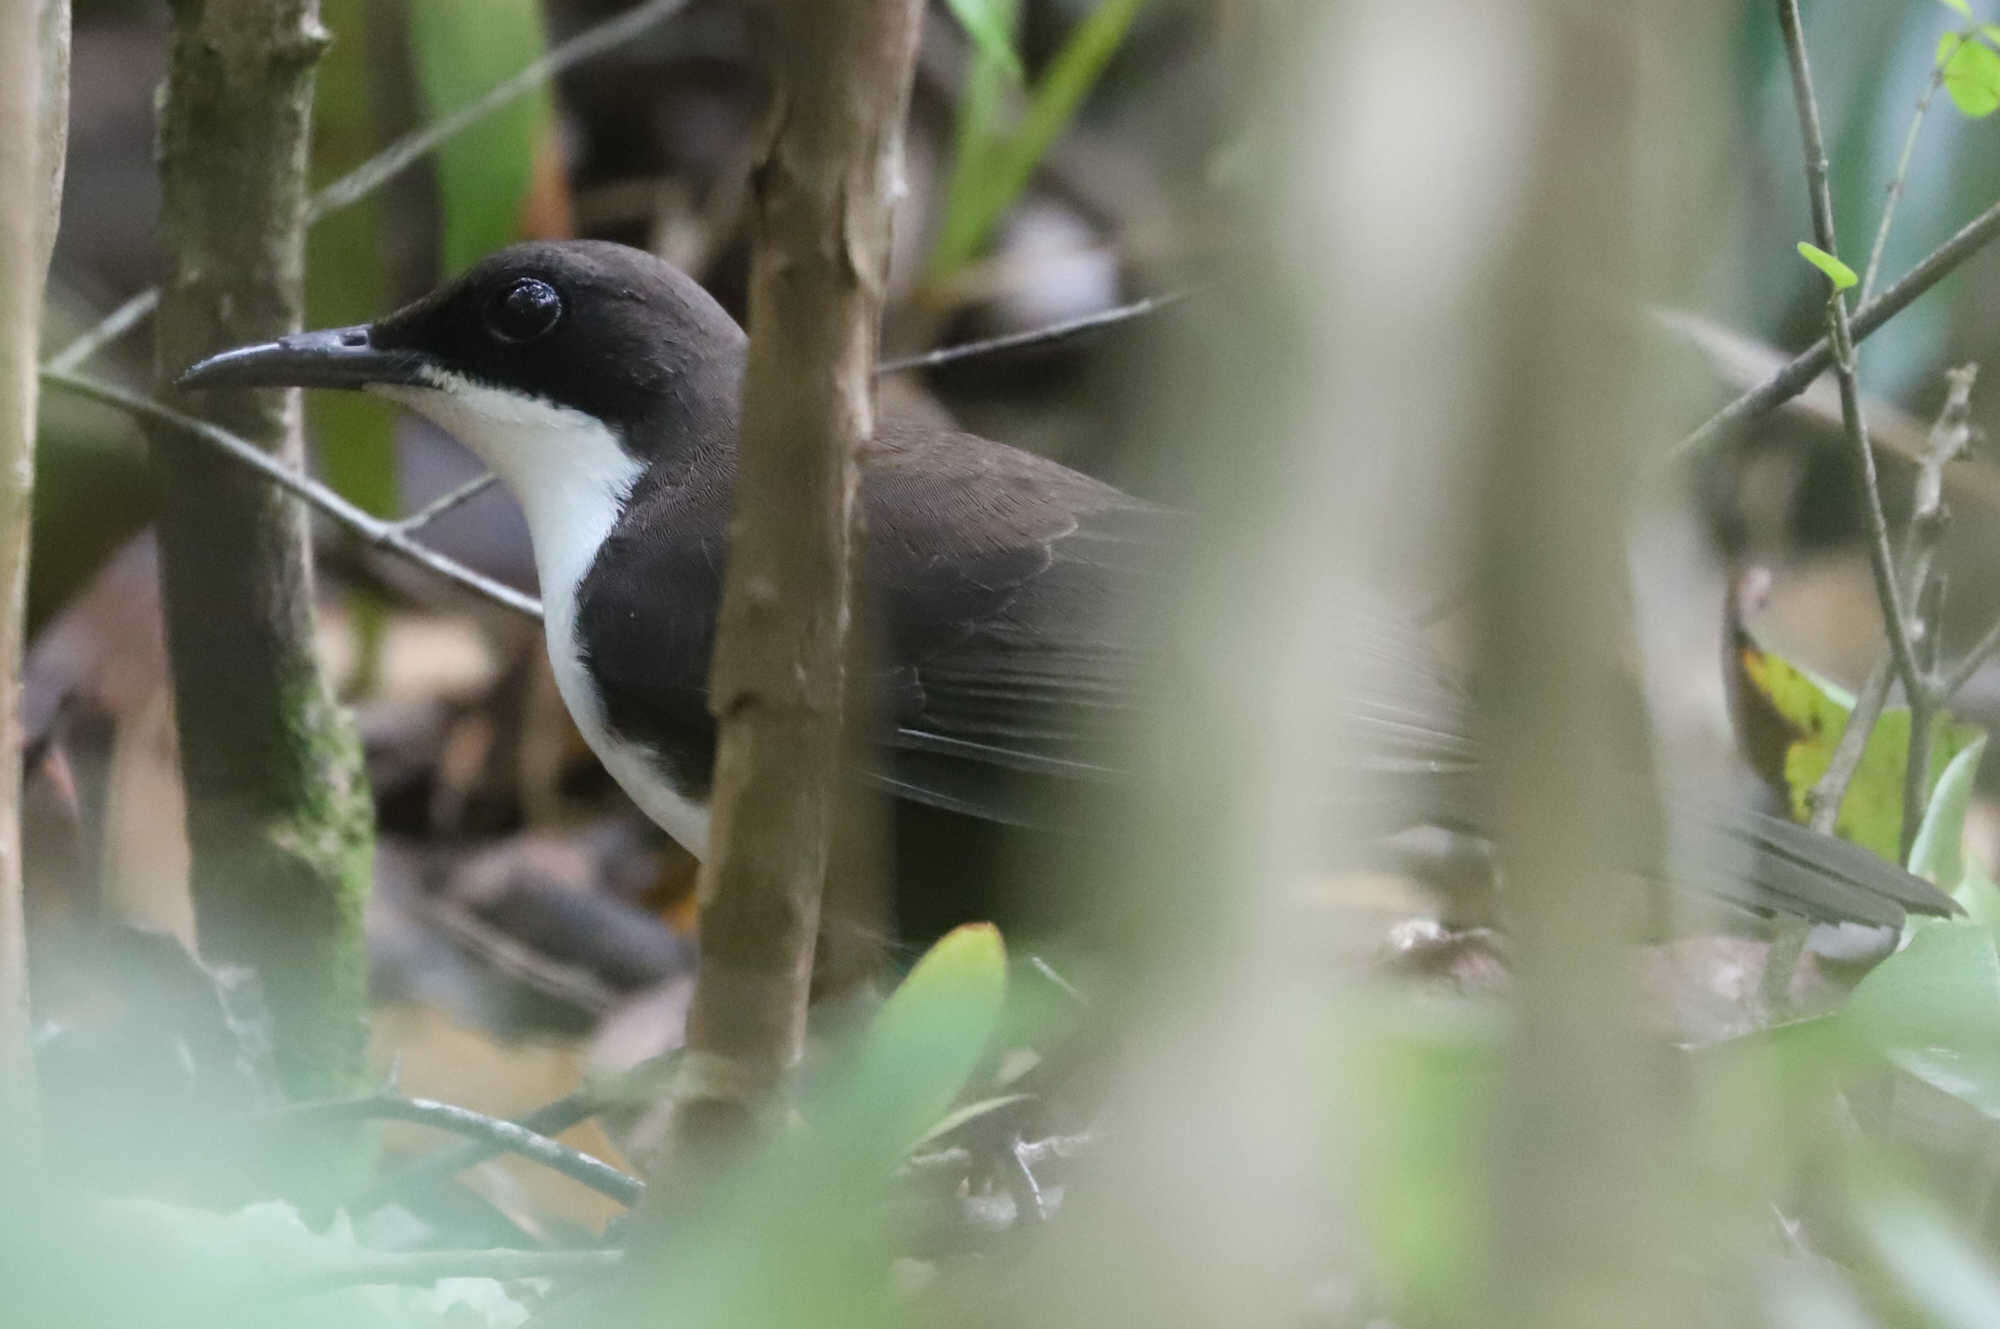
[178,239,1958,942]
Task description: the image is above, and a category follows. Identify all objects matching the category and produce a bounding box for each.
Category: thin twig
[1896,364,1977,863]
[1861,42,1954,303]
[345,1089,603,1217]
[267,1093,643,1206]
[1674,192,2000,460]
[1905,572,1944,864]
[41,0,692,374]
[1764,0,1918,1013]
[260,1248,622,1300]
[1825,300,1924,717]
[1942,612,2000,701]
[41,370,543,619]
[392,470,499,533]
[877,287,1193,374]
[1774,0,1922,714]
[1805,658,1895,835]
[41,286,155,373]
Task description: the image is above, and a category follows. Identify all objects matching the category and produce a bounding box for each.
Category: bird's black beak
[176,325,432,392]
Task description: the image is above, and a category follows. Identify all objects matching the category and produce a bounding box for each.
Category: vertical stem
[151,0,374,1099]
[1764,0,1927,1009]
[0,0,62,1156]
[1894,364,1975,864]
[670,0,925,1151]
[1860,54,1949,304]
[1481,12,1698,1323]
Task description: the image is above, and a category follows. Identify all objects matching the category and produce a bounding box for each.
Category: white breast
[372,374,714,857]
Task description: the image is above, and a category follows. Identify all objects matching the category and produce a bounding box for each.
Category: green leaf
[1797,241,1858,291]
[944,0,1024,81]
[1941,0,1974,17]
[409,0,554,274]
[1941,31,2000,116]
[1738,647,1982,862]
[1848,920,2000,1118]
[1909,734,1987,883]
[1858,1185,2000,1329]
[928,0,1146,280]
[1343,995,1505,1323]
[829,922,1010,1155]
[630,926,1008,1327]
[310,0,399,691]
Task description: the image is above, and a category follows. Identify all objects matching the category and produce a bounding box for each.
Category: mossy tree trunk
[149,0,374,1100]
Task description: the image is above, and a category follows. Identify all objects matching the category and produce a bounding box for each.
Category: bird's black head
[178,240,748,464]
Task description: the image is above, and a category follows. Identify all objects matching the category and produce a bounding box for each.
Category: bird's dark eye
[484,277,563,343]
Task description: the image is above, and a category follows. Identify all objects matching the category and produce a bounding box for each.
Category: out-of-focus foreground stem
[666,0,924,1154]
[0,0,67,1155]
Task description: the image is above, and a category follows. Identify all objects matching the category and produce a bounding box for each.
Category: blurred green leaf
[1940,31,2000,116]
[1342,994,1504,1324]
[1848,920,2000,1118]
[311,0,398,691]
[1739,646,1981,862]
[1796,241,1859,291]
[1858,1183,2000,1329]
[929,0,1146,280]
[1940,0,1973,18]
[308,0,396,523]
[633,925,1008,1327]
[1909,734,1986,884]
[945,0,1024,82]
[79,1199,535,1328]
[409,0,553,274]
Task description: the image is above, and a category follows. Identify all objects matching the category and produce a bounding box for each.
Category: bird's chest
[544,579,714,857]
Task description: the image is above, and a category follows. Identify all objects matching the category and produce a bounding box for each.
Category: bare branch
[1900,365,1977,863]
[878,287,1194,375]
[43,0,692,374]
[1804,659,1894,837]
[1675,192,2000,459]
[1762,0,1919,1012]
[269,1093,643,1205]
[1942,614,2000,701]
[1861,41,1952,303]
[344,1088,602,1217]
[41,370,543,619]
[1774,0,1922,713]
[392,470,499,534]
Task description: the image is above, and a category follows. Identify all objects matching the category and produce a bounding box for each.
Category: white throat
[371,373,713,856]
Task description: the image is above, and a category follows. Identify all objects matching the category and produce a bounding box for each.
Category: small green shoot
[1798,241,1859,291]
